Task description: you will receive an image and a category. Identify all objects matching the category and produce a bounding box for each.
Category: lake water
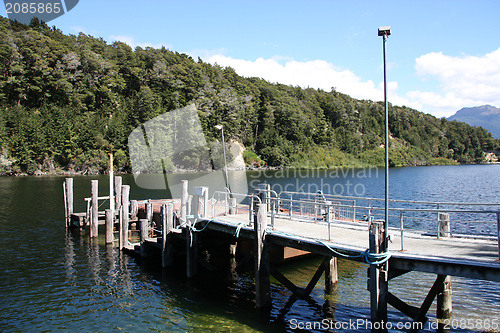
[0,165,499,332]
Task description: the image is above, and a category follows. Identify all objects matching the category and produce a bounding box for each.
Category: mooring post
[255,203,271,309]
[145,201,153,233]
[90,180,98,238]
[120,185,130,250]
[64,178,74,227]
[181,180,188,223]
[438,212,450,238]
[368,220,388,332]
[325,256,338,294]
[105,209,113,244]
[437,275,452,332]
[186,225,198,278]
[161,203,174,267]
[130,200,138,221]
[140,218,149,258]
[114,176,122,215]
[229,197,237,215]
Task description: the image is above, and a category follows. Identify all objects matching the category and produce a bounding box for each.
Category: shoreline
[2,161,499,177]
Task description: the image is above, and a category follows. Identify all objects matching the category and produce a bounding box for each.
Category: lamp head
[214,125,223,130]
[378,26,391,36]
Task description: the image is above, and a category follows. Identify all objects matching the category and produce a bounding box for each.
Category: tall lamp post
[378,26,391,254]
[215,124,230,193]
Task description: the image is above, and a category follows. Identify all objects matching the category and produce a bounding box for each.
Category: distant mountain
[448,105,500,138]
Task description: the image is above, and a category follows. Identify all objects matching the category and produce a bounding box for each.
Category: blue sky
[2,0,500,117]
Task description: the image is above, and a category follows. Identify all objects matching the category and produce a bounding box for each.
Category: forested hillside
[0,17,498,175]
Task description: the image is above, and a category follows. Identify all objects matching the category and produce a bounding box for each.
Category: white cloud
[408,48,500,117]
[208,54,399,101]
[109,35,169,50]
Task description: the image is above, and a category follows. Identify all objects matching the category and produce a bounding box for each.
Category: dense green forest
[0,17,498,175]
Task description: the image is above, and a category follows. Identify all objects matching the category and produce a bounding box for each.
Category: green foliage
[0,16,498,174]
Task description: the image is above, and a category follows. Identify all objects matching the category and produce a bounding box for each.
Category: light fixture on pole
[378,25,391,254]
[215,124,230,192]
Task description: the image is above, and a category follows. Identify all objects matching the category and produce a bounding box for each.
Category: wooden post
[325,256,338,294]
[438,213,450,238]
[146,202,153,224]
[186,226,198,278]
[114,176,122,214]
[181,180,188,223]
[437,275,452,332]
[90,180,98,238]
[229,197,237,215]
[140,218,149,257]
[120,185,130,250]
[105,209,113,244]
[64,178,73,227]
[161,203,174,267]
[130,200,138,221]
[368,220,388,332]
[255,203,271,308]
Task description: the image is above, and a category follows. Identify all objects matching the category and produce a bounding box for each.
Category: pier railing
[238,189,500,258]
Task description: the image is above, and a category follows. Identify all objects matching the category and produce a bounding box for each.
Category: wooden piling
[161,203,174,267]
[64,178,73,227]
[186,226,198,278]
[146,201,153,224]
[325,256,338,294]
[140,218,149,257]
[437,275,452,332]
[181,180,188,222]
[130,200,138,221]
[120,185,130,250]
[105,209,113,244]
[368,220,388,332]
[255,203,271,308]
[90,180,98,238]
[114,176,122,213]
[229,197,237,215]
[438,213,451,238]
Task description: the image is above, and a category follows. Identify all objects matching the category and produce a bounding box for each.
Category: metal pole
[383,32,389,254]
[221,126,230,193]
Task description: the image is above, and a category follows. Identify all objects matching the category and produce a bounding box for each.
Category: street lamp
[215,124,230,193]
[378,25,391,254]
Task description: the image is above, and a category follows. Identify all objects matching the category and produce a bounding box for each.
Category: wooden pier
[63,177,500,332]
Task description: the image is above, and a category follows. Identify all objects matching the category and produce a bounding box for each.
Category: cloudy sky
[2,0,499,118]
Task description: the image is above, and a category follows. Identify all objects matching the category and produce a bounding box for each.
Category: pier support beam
[368,220,388,332]
[186,226,198,278]
[325,256,338,294]
[63,178,73,227]
[130,200,138,221]
[105,209,113,244]
[140,218,149,258]
[437,275,452,332]
[161,203,174,267]
[114,176,122,214]
[90,180,98,238]
[181,180,189,223]
[120,185,130,250]
[255,203,271,309]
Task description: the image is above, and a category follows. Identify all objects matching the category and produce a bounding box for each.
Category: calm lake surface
[1,165,499,332]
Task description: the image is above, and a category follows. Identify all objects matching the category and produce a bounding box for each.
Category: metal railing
[209,186,500,259]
